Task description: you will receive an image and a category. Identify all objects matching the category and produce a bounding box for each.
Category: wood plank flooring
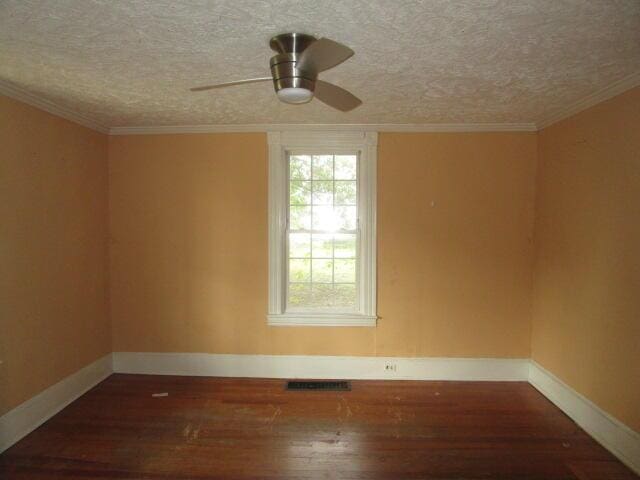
[0,374,637,479]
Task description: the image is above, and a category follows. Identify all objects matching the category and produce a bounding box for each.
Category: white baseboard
[112,352,529,381]
[0,354,113,453]
[528,361,640,475]
[2,352,637,476]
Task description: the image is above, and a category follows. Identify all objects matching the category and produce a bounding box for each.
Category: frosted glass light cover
[277,87,313,104]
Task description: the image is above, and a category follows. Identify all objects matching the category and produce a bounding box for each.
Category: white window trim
[267,131,377,327]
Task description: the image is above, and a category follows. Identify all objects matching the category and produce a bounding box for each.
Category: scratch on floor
[339,396,352,419]
[389,406,404,439]
[182,422,200,442]
[267,406,281,430]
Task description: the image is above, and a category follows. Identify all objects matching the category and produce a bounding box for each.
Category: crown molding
[0,79,109,134]
[535,71,640,130]
[0,81,535,134]
[4,72,639,136]
[108,122,537,135]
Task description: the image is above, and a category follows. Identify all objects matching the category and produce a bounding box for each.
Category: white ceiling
[1,0,639,128]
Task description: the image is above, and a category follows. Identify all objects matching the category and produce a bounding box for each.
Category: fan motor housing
[269,33,317,94]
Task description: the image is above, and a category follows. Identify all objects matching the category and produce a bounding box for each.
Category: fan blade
[296,38,354,74]
[190,77,272,92]
[314,80,362,112]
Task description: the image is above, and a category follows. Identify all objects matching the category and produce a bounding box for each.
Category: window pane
[312,206,335,231]
[289,233,311,258]
[334,206,357,231]
[312,259,333,282]
[290,206,311,230]
[290,181,311,205]
[290,155,311,180]
[312,234,332,258]
[335,155,357,180]
[335,181,356,205]
[312,155,333,180]
[289,283,311,307]
[334,284,357,309]
[285,151,360,313]
[334,259,356,282]
[312,181,333,205]
[334,234,356,258]
[289,259,310,282]
[310,284,333,307]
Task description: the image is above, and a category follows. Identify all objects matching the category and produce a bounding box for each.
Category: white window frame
[267,131,377,327]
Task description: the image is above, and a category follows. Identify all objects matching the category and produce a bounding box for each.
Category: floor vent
[286,380,351,391]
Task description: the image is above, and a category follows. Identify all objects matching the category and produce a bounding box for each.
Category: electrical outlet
[384,363,397,372]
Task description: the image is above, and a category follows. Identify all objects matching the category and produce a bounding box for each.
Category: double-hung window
[267,131,377,326]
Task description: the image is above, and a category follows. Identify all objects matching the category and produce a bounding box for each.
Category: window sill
[267,313,377,327]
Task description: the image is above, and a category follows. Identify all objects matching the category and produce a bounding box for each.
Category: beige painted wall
[4,83,638,440]
[377,133,536,357]
[0,95,111,415]
[109,131,537,358]
[532,86,640,432]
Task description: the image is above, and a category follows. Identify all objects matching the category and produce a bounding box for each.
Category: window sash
[285,152,360,313]
[267,131,377,327]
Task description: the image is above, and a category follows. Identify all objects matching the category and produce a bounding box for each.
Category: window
[287,153,358,311]
[267,131,377,326]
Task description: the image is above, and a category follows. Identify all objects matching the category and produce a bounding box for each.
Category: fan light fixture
[276,87,314,104]
[190,33,362,112]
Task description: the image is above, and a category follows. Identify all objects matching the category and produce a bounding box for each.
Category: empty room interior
[1,1,639,479]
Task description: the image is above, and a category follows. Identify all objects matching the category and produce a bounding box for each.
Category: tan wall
[109,131,537,358]
[4,83,637,438]
[0,95,111,415]
[377,133,537,357]
[532,86,640,432]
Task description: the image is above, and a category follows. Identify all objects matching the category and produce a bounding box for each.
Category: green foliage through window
[287,153,358,310]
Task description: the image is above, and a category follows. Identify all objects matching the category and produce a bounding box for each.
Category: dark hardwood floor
[1,375,636,479]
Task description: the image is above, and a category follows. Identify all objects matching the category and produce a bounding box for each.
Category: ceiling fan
[190,33,362,112]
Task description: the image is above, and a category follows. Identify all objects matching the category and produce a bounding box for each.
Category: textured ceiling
[1,0,639,127]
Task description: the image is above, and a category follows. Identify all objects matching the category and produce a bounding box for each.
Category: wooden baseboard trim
[3,352,637,476]
[528,361,640,475]
[112,352,529,381]
[0,354,113,453]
